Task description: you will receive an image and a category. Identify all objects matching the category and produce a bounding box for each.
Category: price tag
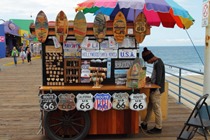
[94,93,112,111]
[40,93,58,111]
[76,93,94,111]
[129,93,147,111]
[58,93,76,111]
[112,92,129,110]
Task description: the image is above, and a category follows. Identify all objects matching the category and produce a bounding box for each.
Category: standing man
[140,47,165,134]
[11,47,19,66]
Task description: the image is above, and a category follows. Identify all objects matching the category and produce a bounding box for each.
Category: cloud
[0,0,84,21]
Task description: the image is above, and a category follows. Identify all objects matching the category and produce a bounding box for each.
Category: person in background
[19,48,26,64]
[25,45,29,53]
[140,47,165,134]
[26,48,32,64]
[11,47,19,66]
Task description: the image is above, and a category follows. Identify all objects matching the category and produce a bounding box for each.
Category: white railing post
[178,68,182,103]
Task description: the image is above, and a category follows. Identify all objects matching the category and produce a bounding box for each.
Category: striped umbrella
[76,0,194,29]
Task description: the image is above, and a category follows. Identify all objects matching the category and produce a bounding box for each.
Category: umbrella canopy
[76,0,194,29]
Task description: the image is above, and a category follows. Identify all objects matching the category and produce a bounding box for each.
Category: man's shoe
[140,123,147,130]
[147,127,162,134]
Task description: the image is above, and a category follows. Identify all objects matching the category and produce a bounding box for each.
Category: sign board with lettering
[119,49,137,59]
[115,60,134,68]
[94,93,112,111]
[82,50,118,58]
[129,93,147,111]
[40,93,58,111]
[63,41,81,58]
[76,93,94,111]
[112,92,129,110]
[58,93,76,111]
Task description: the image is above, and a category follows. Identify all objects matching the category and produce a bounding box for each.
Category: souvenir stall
[0,21,20,58]
[30,0,194,139]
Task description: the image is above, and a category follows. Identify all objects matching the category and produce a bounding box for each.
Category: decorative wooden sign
[112,92,129,110]
[58,93,76,111]
[94,93,112,111]
[76,93,94,111]
[74,11,87,43]
[40,94,57,111]
[93,13,107,43]
[55,11,68,43]
[126,58,146,88]
[134,13,150,43]
[35,10,48,43]
[129,93,147,111]
[113,11,127,43]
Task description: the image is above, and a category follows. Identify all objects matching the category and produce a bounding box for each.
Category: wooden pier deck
[0,57,208,140]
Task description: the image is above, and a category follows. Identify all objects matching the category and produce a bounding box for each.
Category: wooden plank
[89,110,97,134]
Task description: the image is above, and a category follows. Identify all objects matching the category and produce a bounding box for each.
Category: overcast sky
[0,0,205,47]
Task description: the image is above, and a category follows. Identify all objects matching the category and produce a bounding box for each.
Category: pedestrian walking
[19,48,26,64]
[11,47,19,66]
[26,48,32,64]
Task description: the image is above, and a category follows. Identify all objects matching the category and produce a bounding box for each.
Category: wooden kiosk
[31,10,163,140]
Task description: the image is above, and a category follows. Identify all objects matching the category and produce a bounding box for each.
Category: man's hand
[146,76,151,83]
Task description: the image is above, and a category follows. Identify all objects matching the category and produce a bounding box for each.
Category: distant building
[10,19,35,47]
[0,19,37,58]
[0,21,20,58]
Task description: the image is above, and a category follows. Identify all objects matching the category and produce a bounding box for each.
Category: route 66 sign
[40,93,58,111]
[129,93,147,111]
[76,93,94,111]
[94,93,112,111]
[112,92,129,110]
[58,93,76,111]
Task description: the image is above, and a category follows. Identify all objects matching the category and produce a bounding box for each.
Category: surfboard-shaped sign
[113,11,127,43]
[93,13,106,43]
[35,11,48,43]
[55,11,68,43]
[74,11,87,43]
[134,13,150,43]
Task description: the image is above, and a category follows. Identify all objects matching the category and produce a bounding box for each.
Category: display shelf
[64,58,81,84]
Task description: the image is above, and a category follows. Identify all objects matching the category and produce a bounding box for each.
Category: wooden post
[203,0,210,103]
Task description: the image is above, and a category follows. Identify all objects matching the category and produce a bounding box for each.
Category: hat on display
[142,47,154,61]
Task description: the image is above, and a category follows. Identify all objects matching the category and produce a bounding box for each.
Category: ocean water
[139,46,205,73]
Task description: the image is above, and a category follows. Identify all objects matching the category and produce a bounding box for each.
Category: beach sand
[166,74,204,109]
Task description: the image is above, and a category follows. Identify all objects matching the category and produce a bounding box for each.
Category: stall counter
[39,83,160,135]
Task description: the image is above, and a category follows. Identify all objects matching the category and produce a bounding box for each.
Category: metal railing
[146,63,204,109]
